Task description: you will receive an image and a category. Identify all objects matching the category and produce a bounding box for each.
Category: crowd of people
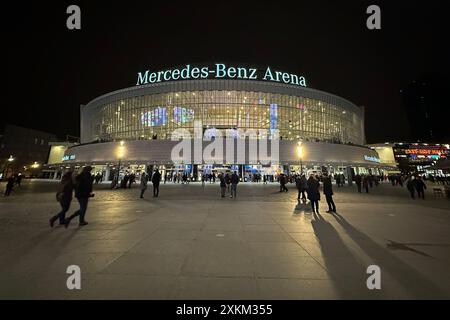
[0,165,446,229]
[277,173,336,214]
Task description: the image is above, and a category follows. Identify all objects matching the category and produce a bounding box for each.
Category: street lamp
[8,155,15,162]
[115,141,126,185]
[31,162,40,169]
[297,141,303,175]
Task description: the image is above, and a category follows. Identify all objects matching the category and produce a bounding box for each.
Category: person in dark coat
[279,173,288,192]
[4,175,15,196]
[413,176,427,199]
[16,174,23,187]
[66,166,94,227]
[406,176,415,199]
[322,173,336,213]
[230,171,239,198]
[152,169,161,197]
[362,175,369,193]
[355,174,362,193]
[50,171,74,227]
[219,173,226,198]
[335,174,341,187]
[295,174,307,201]
[225,173,231,192]
[307,175,321,214]
[128,173,135,188]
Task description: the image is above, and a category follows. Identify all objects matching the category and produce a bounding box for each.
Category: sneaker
[79,221,89,227]
[49,218,55,228]
[326,210,332,213]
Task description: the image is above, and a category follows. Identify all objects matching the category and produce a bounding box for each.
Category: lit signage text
[136,64,307,87]
[62,155,76,161]
[364,155,380,163]
[404,149,443,156]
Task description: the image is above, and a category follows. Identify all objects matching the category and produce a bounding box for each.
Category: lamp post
[297,141,303,175]
[115,141,125,187]
[2,155,15,179]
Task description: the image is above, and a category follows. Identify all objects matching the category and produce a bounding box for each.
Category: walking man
[66,166,94,227]
[362,175,369,193]
[296,174,307,201]
[355,174,362,193]
[225,172,231,193]
[406,176,415,199]
[4,174,15,196]
[230,171,239,198]
[323,173,336,213]
[49,171,74,227]
[152,169,161,197]
[279,173,288,192]
[219,173,226,198]
[413,176,427,200]
[307,174,321,214]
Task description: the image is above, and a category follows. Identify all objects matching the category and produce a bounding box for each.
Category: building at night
[369,142,450,174]
[55,64,391,182]
[0,124,56,178]
[401,74,450,142]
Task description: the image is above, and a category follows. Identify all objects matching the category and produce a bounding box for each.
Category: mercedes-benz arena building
[59,64,388,182]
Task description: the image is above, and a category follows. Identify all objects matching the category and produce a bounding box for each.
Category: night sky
[3,1,449,143]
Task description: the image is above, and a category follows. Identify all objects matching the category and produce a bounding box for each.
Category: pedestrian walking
[219,173,226,198]
[128,173,135,188]
[152,169,161,197]
[4,175,15,196]
[323,173,336,213]
[230,171,239,198]
[225,173,231,192]
[279,173,288,192]
[406,176,415,199]
[16,174,23,187]
[66,166,94,227]
[140,172,148,198]
[335,174,341,187]
[49,171,74,227]
[307,175,320,214]
[355,174,362,193]
[413,176,427,200]
[296,174,307,201]
[362,175,369,193]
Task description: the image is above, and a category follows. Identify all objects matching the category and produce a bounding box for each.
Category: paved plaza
[0,179,449,299]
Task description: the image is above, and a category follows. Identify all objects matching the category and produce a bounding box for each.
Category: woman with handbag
[49,171,74,227]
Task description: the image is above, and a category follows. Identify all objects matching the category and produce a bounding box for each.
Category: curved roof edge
[82,79,362,115]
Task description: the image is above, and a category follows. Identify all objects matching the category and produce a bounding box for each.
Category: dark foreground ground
[0,179,449,299]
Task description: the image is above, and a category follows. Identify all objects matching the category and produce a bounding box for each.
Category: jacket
[74,172,93,199]
[152,171,161,184]
[231,173,239,184]
[57,177,74,203]
[307,177,320,201]
[322,177,333,195]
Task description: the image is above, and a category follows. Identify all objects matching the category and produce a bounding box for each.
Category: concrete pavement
[0,180,449,299]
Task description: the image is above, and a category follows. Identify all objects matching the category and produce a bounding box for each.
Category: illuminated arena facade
[51,66,391,182]
[81,79,365,145]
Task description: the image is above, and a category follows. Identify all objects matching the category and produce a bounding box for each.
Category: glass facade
[85,89,363,144]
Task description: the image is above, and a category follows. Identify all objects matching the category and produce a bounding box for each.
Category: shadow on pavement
[329,211,448,299]
[311,211,384,299]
